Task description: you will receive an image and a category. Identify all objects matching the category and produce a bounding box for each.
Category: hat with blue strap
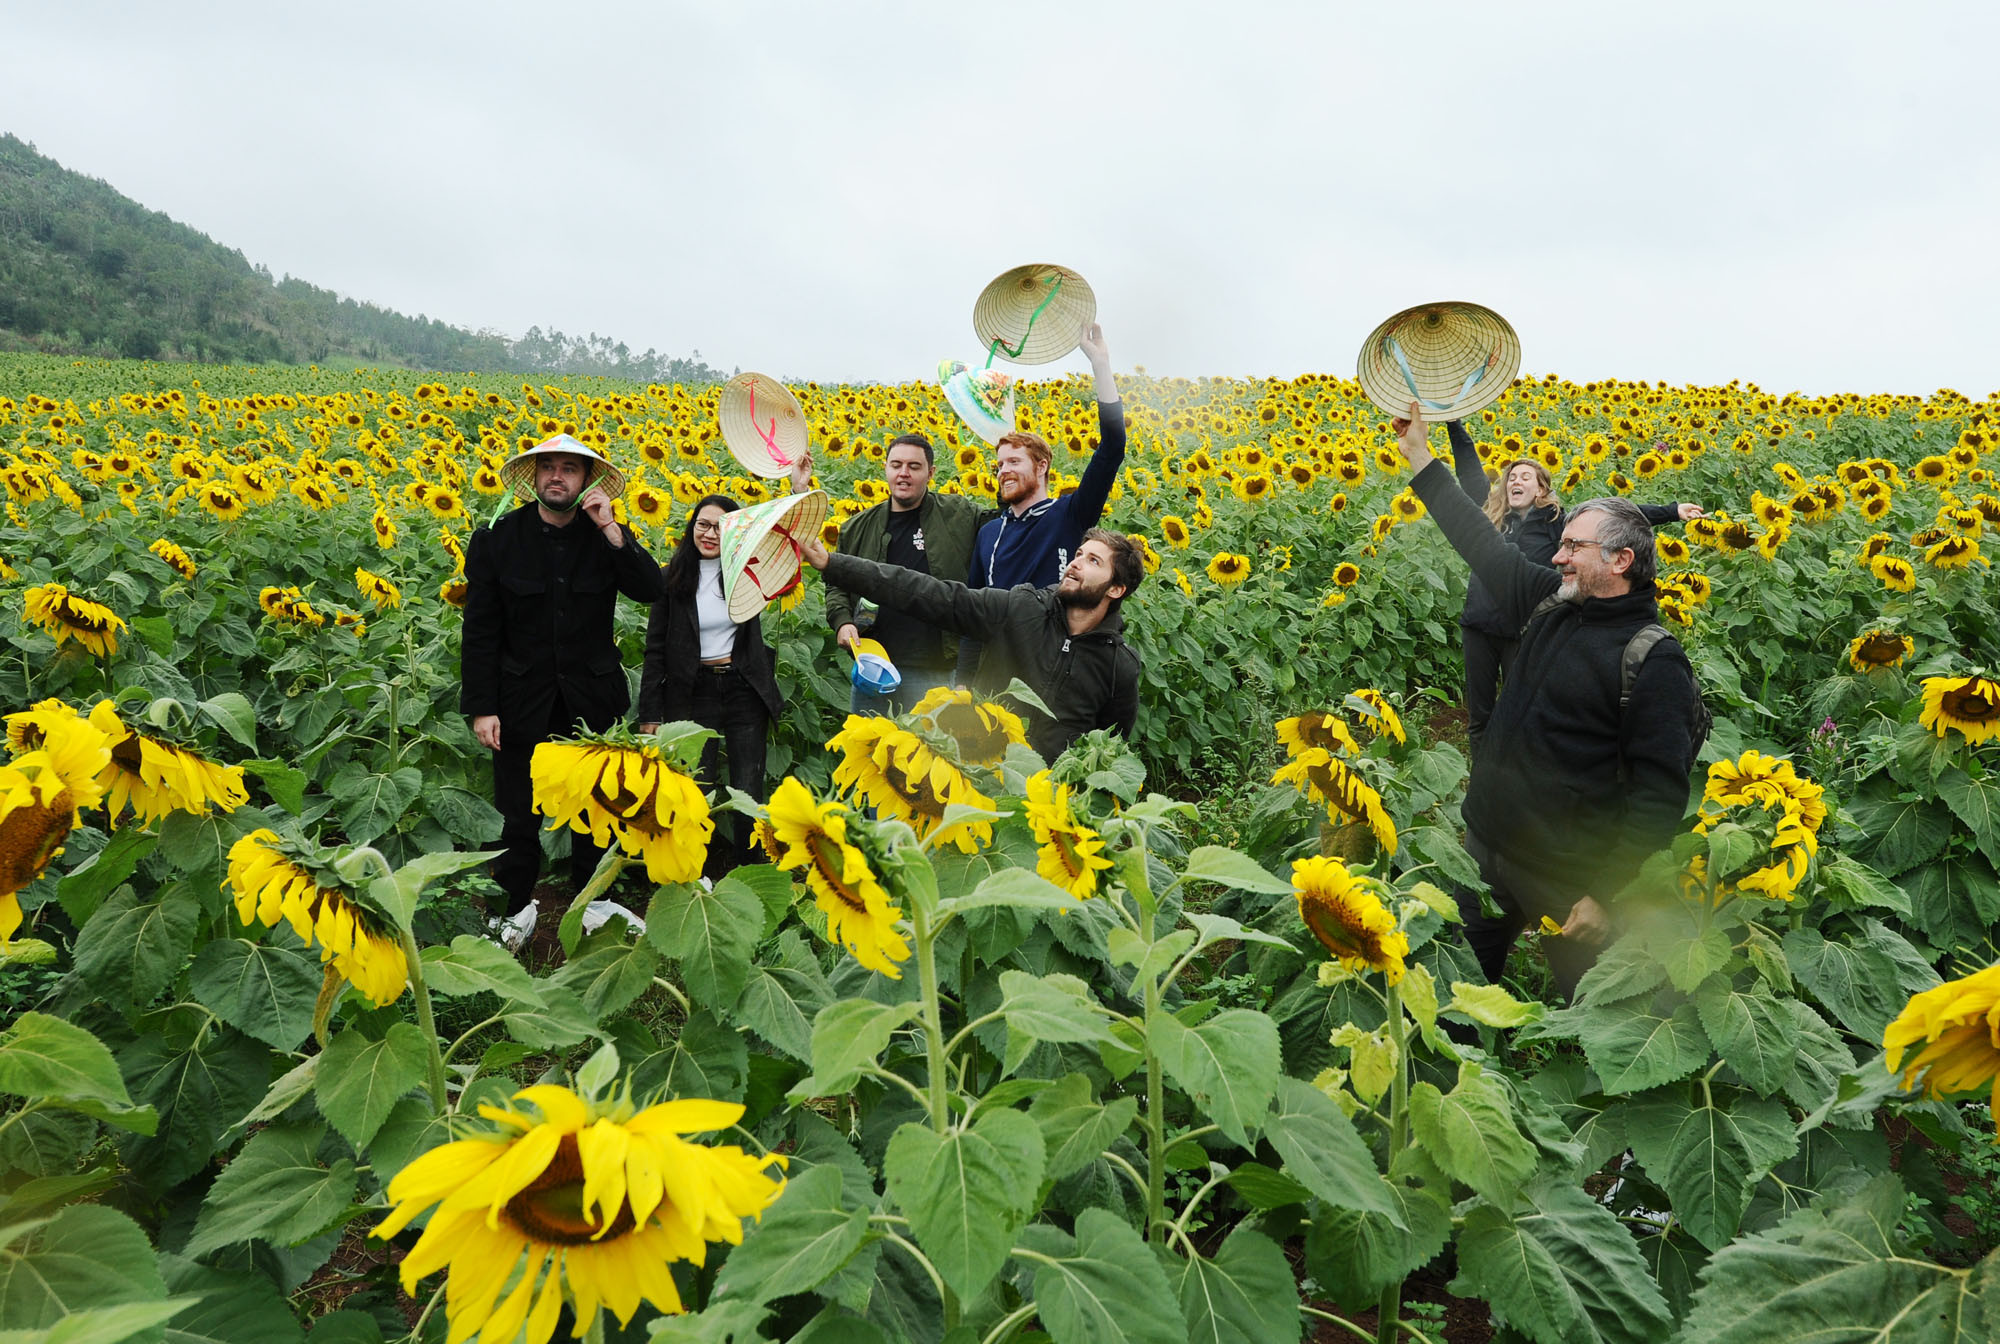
[1356,302,1521,422]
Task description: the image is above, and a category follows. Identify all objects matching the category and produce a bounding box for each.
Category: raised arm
[1062,323,1127,531]
[1446,420,1490,508]
[1638,501,1705,528]
[804,543,1024,640]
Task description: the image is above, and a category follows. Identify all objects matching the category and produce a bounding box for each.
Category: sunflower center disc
[505,1135,637,1245]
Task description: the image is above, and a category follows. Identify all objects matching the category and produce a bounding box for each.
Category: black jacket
[1411,459,1698,897]
[459,504,664,740]
[635,578,783,724]
[823,553,1140,759]
[1447,422,1684,637]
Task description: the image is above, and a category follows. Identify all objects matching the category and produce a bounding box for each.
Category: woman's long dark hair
[662,494,740,598]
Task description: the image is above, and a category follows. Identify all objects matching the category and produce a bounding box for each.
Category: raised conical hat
[972,263,1097,366]
[1356,302,1522,421]
[938,359,1016,447]
[718,489,829,623]
[718,373,810,479]
[498,434,627,505]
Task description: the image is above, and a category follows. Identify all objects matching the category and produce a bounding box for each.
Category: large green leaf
[1164,1225,1300,1344]
[501,984,596,1050]
[1782,928,1905,1040]
[0,1299,195,1344]
[1302,1150,1453,1310]
[712,1166,870,1307]
[640,1010,748,1104]
[1938,766,2000,869]
[313,1025,428,1151]
[1573,1000,1710,1095]
[1020,1208,1183,1344]
[934,866,1085,917]
[417,936,543,1006]
[184,1123,356,1257]
[795,1000,921,1099]
[549,936,660,1019]
[733,965,822,1063]
[160,1254,306,1344]
[117,1028,265,1192]
[70,885,201,1007]
[1451,1177,1675,1344]
[1680,1175,1998,1343]
[0,1205,166,1335]
[331,763,421,848]
[647,879,760,1009]
[1176,846,1294,896]
[1849,787,1953,877]
[1623,1087,1797,1251]
[188,938,320,1051]
[1692,980,1798,1097]
[882,1109,1043,1301]
[1152,1008,1281,1147]
[1407,1061,1539,1206]
[1028,1074,1138,1183]
[55,827,157,924]
[995,970,1115,1069]
[1570,938,1669,1005]
[1263,1077,1400,1220]
[0,1014,152,1133]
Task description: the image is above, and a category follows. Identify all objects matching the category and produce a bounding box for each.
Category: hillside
[0,133,719,380]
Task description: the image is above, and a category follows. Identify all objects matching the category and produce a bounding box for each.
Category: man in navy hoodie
[958,322,1124,689]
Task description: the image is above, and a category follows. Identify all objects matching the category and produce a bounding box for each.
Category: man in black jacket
[460,436,663,920]
[1396,405,1698,997]
[799,526,1142,760]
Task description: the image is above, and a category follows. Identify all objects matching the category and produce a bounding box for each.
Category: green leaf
[198,692,258,751]
[785,1309,892,1344]
[1176,846,1294,896]
[1660,914,1735,994]
[1574,1000,1710,1095]
[1446,980,1544,1028]
[1939,765,2000,868]
[70,885,201,1007]
[1106,927,1196,984]
[1782,928,1905,1040]
[711,1166,869,1307]
[55,827,156,924]
[1815,851,1912,919]
[314,1025,428,1151]
[1693,980,1798,1097]
[1450,1176,1675,1344]
[717,864,796,940]
[0,1014,146,1128]
[733,966,822,1063]
[160,1254,307,1344]
[332,764,421,848]
[1166,1225,1299,1344]
[1013,1212,1176,1344]
[796,1000,921,1099]
[996,971,1115,1062]
[1302,1151,1453,1310]
[184,1123,357,1256]
[882,1109,1043,1301]
[0,1205,166,1334]
[1264,1076,1401,1220]
[365,847,497,933]
[502,985,597,1050]
[221,1057,319,1148]
[417,936,544,1007]
[1223,1162,1311,1210]
[935,866,1087,916]
[1181,912,1296,955]
[240,759,307,816]
[188,938,320,1052]
[1570,938,1669,1005]
[118,1029,265,1191]
[1408,1060,1539,1206]
[1028,1074,1138,1183]
[1624,1086,1797,1251]
[1152,1008,1280,1147]
[644,1300,771,1344]
[1681,1174,1996,1343]
[1849,787,1953,877]
[646,880,760,1009]
[550,937,659,1019]
[642,1010,748,1105]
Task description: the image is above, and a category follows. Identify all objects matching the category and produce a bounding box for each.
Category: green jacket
[823,553,1141,760]
[825,491,991,668]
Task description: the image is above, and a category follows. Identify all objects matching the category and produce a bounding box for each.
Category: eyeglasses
[1551,537,1604,557]
[692,520,723,535]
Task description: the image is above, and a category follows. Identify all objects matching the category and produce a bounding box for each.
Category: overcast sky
[8,1,1998,395]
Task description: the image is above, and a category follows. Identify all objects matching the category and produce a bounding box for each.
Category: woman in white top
[636,494,785,881]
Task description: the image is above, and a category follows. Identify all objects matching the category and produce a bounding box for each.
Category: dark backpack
[1524,593,1712,766]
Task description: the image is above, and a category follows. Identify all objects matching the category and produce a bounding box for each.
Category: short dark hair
[1568,497,1657,583]
[1083,527,1145,599]
[887,433,934,468]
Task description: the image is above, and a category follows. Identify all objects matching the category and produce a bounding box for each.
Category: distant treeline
[0,133,722,381]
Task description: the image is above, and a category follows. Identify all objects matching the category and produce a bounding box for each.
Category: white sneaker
[489,899,539,953]
[581,900,646,936]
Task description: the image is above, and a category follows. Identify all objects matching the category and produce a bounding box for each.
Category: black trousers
[1461,627,1519,755]
[688,667,771,881]
[491,693,607,917]
[1455,832,1603,1002]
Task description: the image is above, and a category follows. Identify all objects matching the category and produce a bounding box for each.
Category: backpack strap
[1620,625,1673,710]
[1526,591,1570,626]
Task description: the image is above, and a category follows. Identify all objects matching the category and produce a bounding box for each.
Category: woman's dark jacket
[1447,422,1684,638]
[635,574,783,724]
[459,505,663,741]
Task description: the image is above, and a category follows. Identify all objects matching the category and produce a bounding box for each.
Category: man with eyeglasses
[1394,403,1700,999]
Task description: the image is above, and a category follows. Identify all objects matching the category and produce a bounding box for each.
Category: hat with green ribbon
[1356,302,1522,421]
[973,263,1097,366]
[498,434,627,505]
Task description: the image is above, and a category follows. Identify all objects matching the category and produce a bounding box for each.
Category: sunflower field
[0,347,1998,1344]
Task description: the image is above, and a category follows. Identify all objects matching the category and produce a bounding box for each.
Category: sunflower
[225,829,408,1006]
[355,567,402,611]
[1206,553,1251,586]
[825,717,994,852]
[531,737,713,884]
[0,713,110,944]
[372,508,398,548]
[1858,533,1895,562]
[1348,688,1407,744]
[1883,961,2000,1116]
[1332,562,1361,587]
[9,700,246,829]
[424,488,464,519]
[22,583,126,657]
[199,482,245,522]
[1271,748,1397,854]
[1913,455,1954,485]
[1754,528,1787,560]
[1291,855,1408,983]
[1924,535,1981,569]
[1918,675,2000,745]
[149,538,197,580]
[1390,492,1425,522]
[1160,514,1192,548]
[1872,553,1917,592]
[765,776,907,975]
[908,686,1028,765]
[1276,711,1361,758]
[1848,630,1912,672]
[374,1083,786,1344]
[1655,536,1689,564]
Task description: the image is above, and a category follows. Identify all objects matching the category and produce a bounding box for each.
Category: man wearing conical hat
[460,435,663,940]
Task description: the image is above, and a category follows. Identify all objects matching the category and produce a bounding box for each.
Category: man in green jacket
[800,526,1143,760]
[823,433,990,712]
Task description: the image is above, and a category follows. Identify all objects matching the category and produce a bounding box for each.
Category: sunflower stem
[908,899,960,1329]
[402,1282,446,1343]
[558,850,633,958]
[1374,977,1409,1344]
[1142,950,1168,1245]
[398,927,448,1113]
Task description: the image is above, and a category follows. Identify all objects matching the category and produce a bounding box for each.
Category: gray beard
[1555,575,1581,601]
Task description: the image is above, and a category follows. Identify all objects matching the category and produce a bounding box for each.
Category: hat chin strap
[535,490,583,513]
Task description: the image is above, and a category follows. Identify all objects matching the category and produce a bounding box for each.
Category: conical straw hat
[718,373,810,479]
[1356,302,1522,421]
[972,263,1097,365]
[938,359,1016,447]
[498,433,627,505]
[718,489,829,623]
